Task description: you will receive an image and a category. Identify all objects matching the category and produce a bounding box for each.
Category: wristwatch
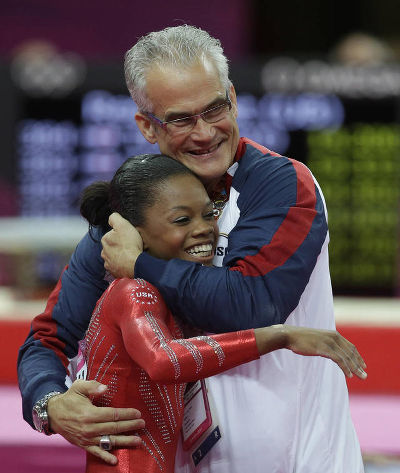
[32,391,62,435]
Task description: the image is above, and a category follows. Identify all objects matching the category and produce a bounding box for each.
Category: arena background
[0,1,399,471]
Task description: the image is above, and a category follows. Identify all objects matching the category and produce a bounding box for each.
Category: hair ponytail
[80,181,112,231]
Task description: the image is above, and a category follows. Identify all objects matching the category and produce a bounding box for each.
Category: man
[18,25,364,472]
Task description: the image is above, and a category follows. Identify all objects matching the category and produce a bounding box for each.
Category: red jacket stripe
[238,137,282,158]
[32,266,69,369]
[231,159,317,277]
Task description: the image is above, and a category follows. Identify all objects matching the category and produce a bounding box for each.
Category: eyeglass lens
[167,102,231,134]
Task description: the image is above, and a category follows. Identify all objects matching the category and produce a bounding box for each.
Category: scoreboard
[308,124,400,294]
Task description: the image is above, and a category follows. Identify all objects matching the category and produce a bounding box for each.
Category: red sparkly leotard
[84,278,259,473]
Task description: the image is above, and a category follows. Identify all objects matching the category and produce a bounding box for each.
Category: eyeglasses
[146,95,232,136]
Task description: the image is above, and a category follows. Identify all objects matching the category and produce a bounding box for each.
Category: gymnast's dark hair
[80,154,196,233]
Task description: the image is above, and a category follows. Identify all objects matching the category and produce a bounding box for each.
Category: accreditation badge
[181,379,222,467]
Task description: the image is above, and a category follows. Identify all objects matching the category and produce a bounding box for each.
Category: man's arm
[18,228,108,425]
[17,228,144,465]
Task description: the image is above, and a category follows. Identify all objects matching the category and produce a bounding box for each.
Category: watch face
[32,407,43,431]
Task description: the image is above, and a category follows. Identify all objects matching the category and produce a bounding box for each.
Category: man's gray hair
[124,25,230,112]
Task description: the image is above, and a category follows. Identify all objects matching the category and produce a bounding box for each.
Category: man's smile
[187,141,223,158]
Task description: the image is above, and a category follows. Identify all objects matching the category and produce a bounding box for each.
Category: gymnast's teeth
[186,244,213,256]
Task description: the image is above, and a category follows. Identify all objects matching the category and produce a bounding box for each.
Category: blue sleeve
[135,156,328,333]
[17,227,108,428]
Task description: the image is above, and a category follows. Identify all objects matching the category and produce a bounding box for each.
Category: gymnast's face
[138,173,218,265]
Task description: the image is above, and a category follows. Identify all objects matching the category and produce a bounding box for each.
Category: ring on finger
[100,434,112,451]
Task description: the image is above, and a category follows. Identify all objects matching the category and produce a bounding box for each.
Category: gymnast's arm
[108,279,367,382]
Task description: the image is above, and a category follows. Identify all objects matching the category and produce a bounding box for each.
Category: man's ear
[135,112,158,144]
[229,83,238,119]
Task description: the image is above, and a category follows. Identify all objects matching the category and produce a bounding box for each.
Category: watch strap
[32,391,62,435]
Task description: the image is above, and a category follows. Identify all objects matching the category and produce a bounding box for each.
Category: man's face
[135,59,240,190]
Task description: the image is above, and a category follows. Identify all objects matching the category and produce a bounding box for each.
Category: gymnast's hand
[101,212,143,279]
[47,380,145,465]
[255,325,367,380]
[284,326,367,379]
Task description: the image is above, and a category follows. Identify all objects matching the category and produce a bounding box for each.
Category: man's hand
[47,380,145,465]
[101,212,143,279]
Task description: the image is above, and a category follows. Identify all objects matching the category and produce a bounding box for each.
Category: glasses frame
[146,93,232,134]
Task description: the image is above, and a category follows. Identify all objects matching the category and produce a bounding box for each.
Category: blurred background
[0,1,399,472]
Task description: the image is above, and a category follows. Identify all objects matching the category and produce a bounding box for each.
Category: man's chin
[184,158,227,181]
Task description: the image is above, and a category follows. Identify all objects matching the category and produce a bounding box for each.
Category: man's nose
[190,116,215,139]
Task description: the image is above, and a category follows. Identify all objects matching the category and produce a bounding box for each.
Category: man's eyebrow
[164,96,226,121]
